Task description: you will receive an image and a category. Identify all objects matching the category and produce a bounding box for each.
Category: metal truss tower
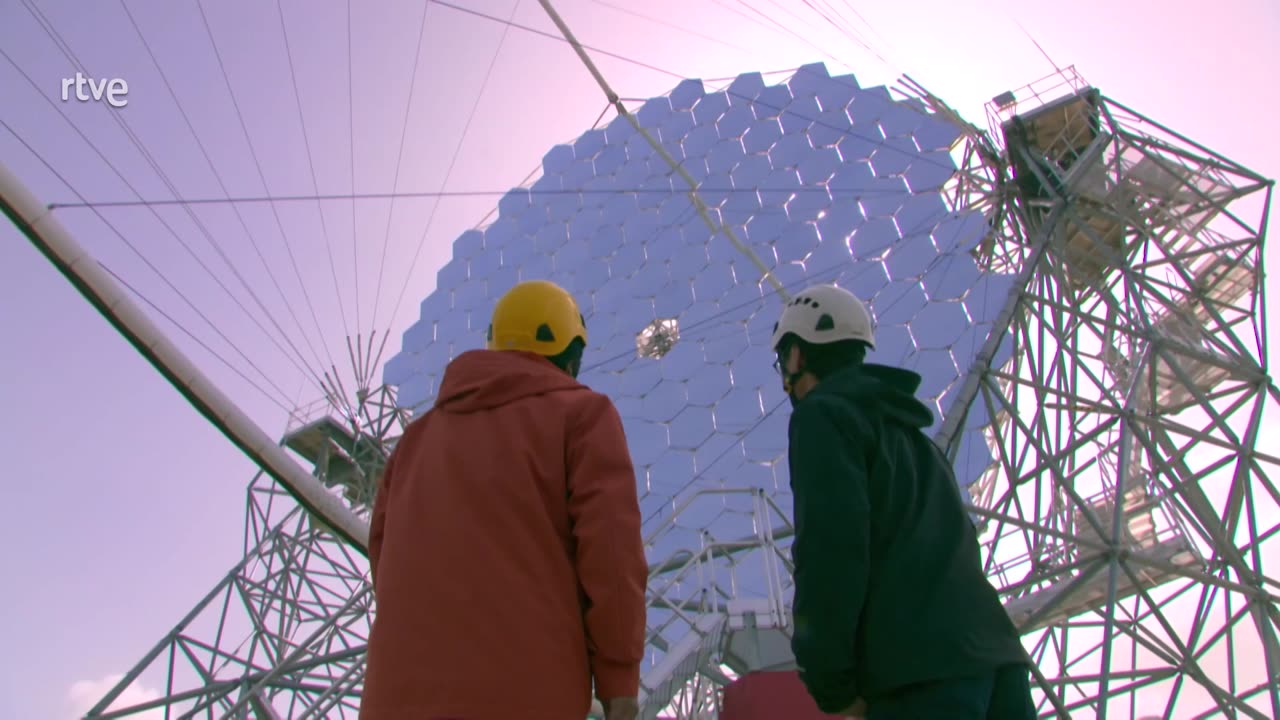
[915,67,1279,718]
[84,386,407,719]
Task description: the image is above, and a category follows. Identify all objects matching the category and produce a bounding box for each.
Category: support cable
[369,1,432,336]
[113,0,330,394]
[103,262,294,414]
[276,0,354,349]
[0,158,370,555]
[585,0,753,54]
[195,0,343,387]
[373,0,523,382]
[429,0,683,79]
[51,182,923,209]
[348,0,363,342]
[16,1,326,398]
[535,0,789,300]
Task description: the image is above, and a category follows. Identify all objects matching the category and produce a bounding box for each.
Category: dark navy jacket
[787,363,1028,712]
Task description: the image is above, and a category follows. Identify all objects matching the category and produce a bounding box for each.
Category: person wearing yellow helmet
[361,280,647,720]
[486,279,591,375]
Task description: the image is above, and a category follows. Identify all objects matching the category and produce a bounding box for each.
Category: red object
[721,671,845,720]
[361,350,649,719]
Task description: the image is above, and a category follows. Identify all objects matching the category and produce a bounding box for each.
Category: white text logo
[61,72,128,108]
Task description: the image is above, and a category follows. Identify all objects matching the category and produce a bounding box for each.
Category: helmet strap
[785,370,807,408]
[780,342,806,406]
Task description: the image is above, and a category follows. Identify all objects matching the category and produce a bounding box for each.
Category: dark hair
[789,337,869,380]
[547,338,586,378]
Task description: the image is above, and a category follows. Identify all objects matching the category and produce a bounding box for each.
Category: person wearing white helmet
[772,284,1034,720]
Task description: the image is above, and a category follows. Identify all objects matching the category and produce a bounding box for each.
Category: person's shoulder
[794,390,868,425]
[789,395,836,434]
[548,383,622,421]
[790,391,878,449]
[384,407,436,468]
[551,380,612,405]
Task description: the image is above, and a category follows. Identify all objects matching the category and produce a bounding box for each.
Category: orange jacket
[360,350,648,719]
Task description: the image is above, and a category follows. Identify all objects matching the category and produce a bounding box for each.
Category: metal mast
[916,67,1279,718]
[84,385,405,718]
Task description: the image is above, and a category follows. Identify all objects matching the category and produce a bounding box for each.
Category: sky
[0,0,1276,717]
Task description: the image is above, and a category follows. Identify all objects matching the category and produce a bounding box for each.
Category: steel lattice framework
[919,68,1280,719]
[78,67,1279,720]
[83,388,406,720]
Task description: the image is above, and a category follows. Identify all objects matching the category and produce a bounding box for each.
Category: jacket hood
[811,363,935,429]
[434,349,583,413]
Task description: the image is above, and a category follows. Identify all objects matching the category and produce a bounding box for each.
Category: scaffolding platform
[1000,485,1202,633]
[1004,536,1199,633]
[1002,88,1120,288]
[282,417,379,507]
[1186,253,1256,326]
[1002,88,1102,171]
[1148,313,1233,411]
[996,72,1247,294]
[1052,145,1241,291]
[1125,242,1255,411]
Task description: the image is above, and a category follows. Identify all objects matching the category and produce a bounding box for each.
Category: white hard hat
[770,284,875,350]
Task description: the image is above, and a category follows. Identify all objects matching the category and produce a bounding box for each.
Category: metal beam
[0,159,370,555]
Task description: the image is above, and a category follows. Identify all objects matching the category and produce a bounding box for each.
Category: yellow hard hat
[487,280,588,356]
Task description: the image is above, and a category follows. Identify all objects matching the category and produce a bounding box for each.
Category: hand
[835,697,868,718]
[601,696,639,720]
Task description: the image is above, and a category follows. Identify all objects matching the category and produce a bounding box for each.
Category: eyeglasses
[773,343,790,376]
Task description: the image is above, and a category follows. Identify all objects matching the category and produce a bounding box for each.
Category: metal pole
[1095,344,1150,719]
[0,159,370,555]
